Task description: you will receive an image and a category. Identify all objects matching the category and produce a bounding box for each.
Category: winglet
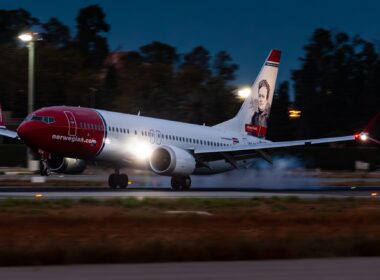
[0,104,5,128]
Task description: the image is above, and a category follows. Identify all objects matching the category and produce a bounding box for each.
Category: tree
[75,5,110,68]
[213,51,238,81]
[41,17,70,48]
[267,81,292,140]
[0,9,39,45]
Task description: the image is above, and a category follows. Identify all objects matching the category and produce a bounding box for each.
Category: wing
[196,135,355,154]
[194,135,356,167]
[0,128,19,139]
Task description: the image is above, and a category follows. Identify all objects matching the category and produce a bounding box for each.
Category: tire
[119,174,129,189]
[171,177,181,191]
[43,168,51,176]
[108,174,118,189]
[181,176,191,191]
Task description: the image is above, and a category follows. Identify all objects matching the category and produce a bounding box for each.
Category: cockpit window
[30,115,55,124]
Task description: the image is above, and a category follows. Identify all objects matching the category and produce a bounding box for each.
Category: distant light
[18,33,33,42]
[237,87,251,99]
[35,193,44,198]
[371,192,378,197]
[289,110,301,119]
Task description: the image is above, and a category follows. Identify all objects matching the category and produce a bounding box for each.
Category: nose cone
[17,122,30,141]
[17,121,33,143]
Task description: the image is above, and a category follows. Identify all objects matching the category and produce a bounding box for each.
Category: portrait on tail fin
[245,79,271,138]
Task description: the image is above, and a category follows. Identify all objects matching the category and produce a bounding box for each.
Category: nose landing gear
[39,160,51,176]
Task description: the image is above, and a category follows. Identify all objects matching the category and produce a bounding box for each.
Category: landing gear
[171,176,191,191]
[39,160,50,176]
[108,170,129,189]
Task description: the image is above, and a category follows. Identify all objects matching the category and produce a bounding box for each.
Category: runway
[1,258,380,280]
[1,186,380,200]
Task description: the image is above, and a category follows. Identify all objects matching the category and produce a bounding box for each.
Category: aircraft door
[156,130,162,144]
[149,129,155,144]
[64,111,77,136]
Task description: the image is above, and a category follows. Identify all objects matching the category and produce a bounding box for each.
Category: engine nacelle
[47,155,87,174]
[149,145,196,176]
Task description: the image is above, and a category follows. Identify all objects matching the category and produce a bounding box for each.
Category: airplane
[0,50,370,190]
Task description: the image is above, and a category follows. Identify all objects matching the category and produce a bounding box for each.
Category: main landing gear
[108,169,129,189]
[171,176,191,191]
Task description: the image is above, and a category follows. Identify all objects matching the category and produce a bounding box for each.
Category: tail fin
[0,104,5,128]
[214,49,281,138]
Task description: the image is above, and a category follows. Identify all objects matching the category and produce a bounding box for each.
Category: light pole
[18,32,39,171]
[18,33,37,114]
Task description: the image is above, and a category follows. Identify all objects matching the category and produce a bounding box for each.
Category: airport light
[18,33,33,42]
[237,87,251,99]
[19,32,40,171]
[289,110,301,119]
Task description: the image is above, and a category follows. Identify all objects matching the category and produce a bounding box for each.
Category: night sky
[3,0,380,95]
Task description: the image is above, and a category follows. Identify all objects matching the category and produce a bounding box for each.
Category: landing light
[125,139,153,161]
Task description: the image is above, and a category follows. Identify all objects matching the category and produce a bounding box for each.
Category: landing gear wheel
[108,173,118,189]
[39,160,50,176]
[119,174,129,189]
[171,177,181,191]
[108,171,129,189]
[181,176,191,191]
[171,176,191,191]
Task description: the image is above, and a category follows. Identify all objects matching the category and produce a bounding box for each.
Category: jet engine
[47,155,87,174]
[149,146,196,176]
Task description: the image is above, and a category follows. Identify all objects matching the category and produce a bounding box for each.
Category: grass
[0,197,380,265]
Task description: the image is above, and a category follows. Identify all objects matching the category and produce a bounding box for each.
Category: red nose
[17,120,45,149]
[17,121,32,142]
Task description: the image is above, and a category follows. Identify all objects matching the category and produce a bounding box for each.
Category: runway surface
[1,258,380,280]
[1,169,380,200]
[1,186,380,199]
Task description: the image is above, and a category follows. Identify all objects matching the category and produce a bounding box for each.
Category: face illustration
[258,87,268,111]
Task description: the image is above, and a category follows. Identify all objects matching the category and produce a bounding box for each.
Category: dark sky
[3,0,380,93]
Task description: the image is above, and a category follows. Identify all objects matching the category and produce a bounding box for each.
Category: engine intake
[149,146,196,176]
[47,155,87,174]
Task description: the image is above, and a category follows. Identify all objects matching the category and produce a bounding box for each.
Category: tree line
[0,6,379,140]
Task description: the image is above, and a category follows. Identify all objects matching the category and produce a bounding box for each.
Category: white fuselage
[95,110,265,175]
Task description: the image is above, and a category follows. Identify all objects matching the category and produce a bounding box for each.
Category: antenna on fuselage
[137,111,141,116]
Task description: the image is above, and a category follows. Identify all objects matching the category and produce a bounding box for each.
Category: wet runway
[0,186,380,200]
[1,167,380,200]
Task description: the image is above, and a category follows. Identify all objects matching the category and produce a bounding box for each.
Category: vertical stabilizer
[214,50,281,138]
